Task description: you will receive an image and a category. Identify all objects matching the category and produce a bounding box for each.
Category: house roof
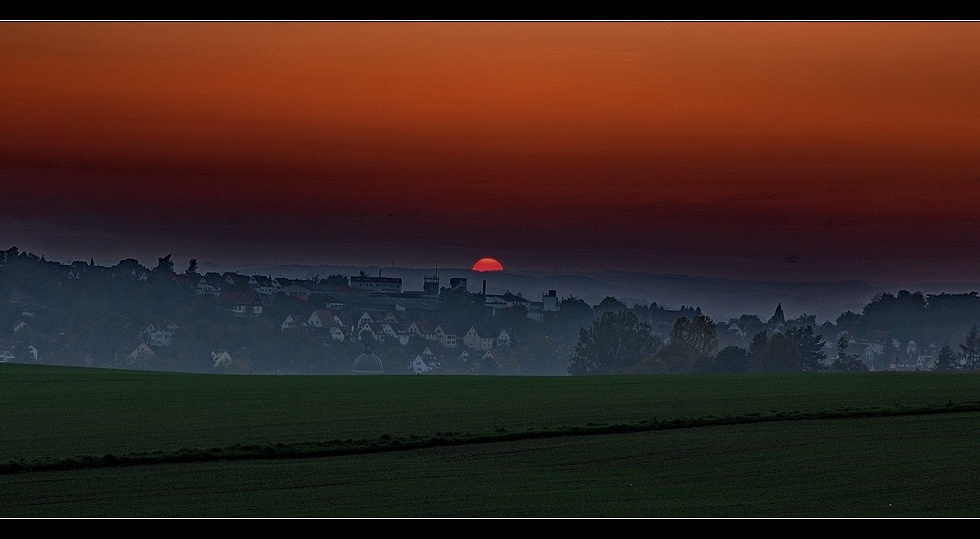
[115,339,154,355]
[310,309,336,321]
[411,320,436,334]
[498,292,529,303]
[250,275,274,286]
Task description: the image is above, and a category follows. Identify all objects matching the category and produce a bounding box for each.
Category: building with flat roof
[350,275,402,293]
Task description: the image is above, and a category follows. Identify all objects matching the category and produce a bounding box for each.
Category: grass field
[2,363,979,518]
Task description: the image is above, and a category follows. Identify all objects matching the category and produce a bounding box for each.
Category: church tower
[768,303,786,326]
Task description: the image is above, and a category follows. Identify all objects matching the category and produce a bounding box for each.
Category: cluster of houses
[275,306,518,374]
[279,308,514,349]
[837,335,943,372]
[109,270,560,374]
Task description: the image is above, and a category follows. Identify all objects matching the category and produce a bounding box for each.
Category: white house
[212,350,233,368]
[463,326,494,351]
[280,314,305,331]
[496,329,513,348]
[410,354,438,374]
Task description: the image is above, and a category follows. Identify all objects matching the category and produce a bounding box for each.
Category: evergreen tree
[933,343,958,372]
[786,325,826,371]
[959,324,980,370]
[747,330,769,372]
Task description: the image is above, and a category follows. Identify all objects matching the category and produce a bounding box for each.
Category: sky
[2,21,979,284]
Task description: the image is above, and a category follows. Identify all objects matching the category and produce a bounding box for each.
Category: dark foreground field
[2,364,979,518]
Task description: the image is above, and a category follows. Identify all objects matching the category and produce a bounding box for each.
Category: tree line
[567,311,980,375]
[568,311,832,375]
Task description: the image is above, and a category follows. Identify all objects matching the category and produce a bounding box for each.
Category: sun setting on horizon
[472,257,504,272]
[1,21,979,283]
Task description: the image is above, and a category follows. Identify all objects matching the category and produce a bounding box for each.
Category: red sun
[471,257,504,272]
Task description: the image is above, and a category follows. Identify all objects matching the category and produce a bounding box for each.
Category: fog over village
[2,246,979,376]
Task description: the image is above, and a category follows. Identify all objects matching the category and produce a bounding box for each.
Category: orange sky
[2,21,979,283]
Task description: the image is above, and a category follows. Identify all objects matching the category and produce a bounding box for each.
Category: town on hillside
[1,247,979,375]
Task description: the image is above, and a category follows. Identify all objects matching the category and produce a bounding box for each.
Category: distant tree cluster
[568,309,835,375]
[568,311,660,375]
[931,323,980,372]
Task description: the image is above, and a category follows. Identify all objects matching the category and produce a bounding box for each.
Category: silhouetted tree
[862,290,928,341]
[832,335,867,372]
[933,343,958,372]
[568,311,660,375]
[185,258,198,275]
[594,296,628,315]
[559,296,593,316]
[546,295,595,342]
[786,325,827,371]
[835,310,863,336]
[155,254,175,274]
[437,286,485,332]
[758,332,802,372]
[747,330,769,371]
[687,315,720,370]
[960,324,980,370]
[665,315,719,372]
[751,325,826,373]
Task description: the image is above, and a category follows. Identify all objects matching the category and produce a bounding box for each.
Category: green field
[2,364,979,517]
